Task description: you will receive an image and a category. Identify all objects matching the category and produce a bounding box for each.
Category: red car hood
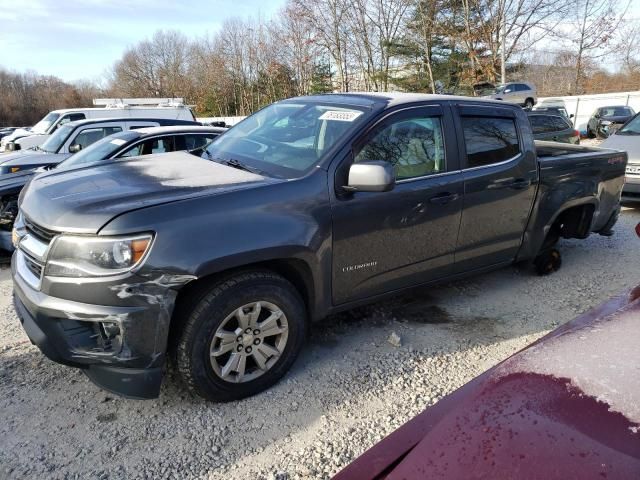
[334,286,640,480]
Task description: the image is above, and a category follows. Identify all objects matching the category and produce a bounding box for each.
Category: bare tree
[111,30,193,98]
[616,21,640,74]
[292,0,351,91]
[569,0,629,94]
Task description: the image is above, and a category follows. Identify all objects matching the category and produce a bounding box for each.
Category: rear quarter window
[462,116,520,168]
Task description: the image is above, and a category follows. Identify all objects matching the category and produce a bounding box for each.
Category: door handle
[429,192,459,205]
[509,179,531,190]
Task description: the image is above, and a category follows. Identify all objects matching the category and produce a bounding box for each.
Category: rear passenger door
[452,105,538,273]
[330,104,464,304]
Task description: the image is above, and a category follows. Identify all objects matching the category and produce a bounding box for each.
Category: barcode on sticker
[319,110,362,122]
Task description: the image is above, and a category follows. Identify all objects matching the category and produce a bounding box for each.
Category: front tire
[524,98,534,109]
[174,271,307,401]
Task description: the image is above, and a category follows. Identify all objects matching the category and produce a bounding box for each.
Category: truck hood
[0,169,37,195]
[20,152,277,233]
[0,149,44,165]
[0,128,32,144]
[0,152,67,174]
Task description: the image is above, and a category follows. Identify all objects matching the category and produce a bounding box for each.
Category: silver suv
[482,82,537,108]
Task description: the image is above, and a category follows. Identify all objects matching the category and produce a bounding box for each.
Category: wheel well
[552,204,595,240]
[168,259,315,348]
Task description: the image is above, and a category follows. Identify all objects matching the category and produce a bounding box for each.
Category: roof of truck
[61,118,200,129]
[287,92,515,108]
[50,105,191,114]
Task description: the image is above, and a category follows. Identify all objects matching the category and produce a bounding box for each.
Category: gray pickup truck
[11,93,626,401]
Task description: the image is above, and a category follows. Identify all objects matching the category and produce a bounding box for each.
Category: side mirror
[345,161,395,193]
[69,144,82,153]
[570,114,574,118]
[594,114,600,119]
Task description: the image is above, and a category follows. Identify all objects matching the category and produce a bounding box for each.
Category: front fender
[100,172,333,319]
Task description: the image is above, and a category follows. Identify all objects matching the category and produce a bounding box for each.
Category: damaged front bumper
[11,253,191,399]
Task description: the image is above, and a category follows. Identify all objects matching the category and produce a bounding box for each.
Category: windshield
[58,131,140,169]
[204,101,368,177]
[31,112,60,134]
[617,114,640,135]
[40,124,74,153]
[494,85,506,94]
[601,106,634,117]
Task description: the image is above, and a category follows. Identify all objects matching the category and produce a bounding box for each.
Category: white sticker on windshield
[319,110,362,122]
[110,139,127,146]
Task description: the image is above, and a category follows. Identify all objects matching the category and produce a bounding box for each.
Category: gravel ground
[1,207,639,480]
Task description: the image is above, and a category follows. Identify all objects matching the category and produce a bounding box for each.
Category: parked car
[531,105,574,120]
[0,98,196,152]
[481,82,537,108]
[601,112,640,203]
[0,117,201,175]
[528,112,580,144]
[0,127,20,140]
[333,280,640,480]
[0,125,225,251]
[586,105,635,139]
[11,93,625,401]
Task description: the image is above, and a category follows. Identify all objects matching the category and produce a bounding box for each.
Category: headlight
[45,234,153,277]
[600,120,612,126]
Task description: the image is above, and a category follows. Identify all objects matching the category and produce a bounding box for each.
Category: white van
[0,98,196,152]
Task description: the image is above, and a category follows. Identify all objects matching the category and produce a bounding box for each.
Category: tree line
[0,70,99,127]
[2,0,638,126]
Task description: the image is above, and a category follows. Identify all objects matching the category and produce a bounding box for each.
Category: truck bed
[536,141,627,230]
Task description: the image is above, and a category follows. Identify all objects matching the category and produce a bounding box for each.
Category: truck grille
[23,252,44,278]
[24,217,56,243]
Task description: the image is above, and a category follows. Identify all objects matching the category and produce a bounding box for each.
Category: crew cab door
[452,105,538,272]
[330,105,463,305]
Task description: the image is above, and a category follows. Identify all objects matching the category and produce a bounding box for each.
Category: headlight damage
[45,234,153,277]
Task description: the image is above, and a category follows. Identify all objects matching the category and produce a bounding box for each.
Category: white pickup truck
[0,98,196,152]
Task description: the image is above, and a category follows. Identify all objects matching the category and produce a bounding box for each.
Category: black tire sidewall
[183,275,306,401]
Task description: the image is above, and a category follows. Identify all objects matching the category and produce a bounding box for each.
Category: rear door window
[461,116,520,168]
[119,136,175,157]
[529,116,554,134]
[71,126,122,149]
[179,134,220,151]
[550,116,571,131]
[59,113,86,126]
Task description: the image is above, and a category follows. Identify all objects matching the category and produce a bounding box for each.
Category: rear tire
[174,271,307,402]
[534,248,562,275]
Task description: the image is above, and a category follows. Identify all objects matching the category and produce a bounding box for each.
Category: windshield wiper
[220,158,261,174]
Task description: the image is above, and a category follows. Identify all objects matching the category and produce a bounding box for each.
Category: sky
[1,0,638,83]
[0,0,287,83]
